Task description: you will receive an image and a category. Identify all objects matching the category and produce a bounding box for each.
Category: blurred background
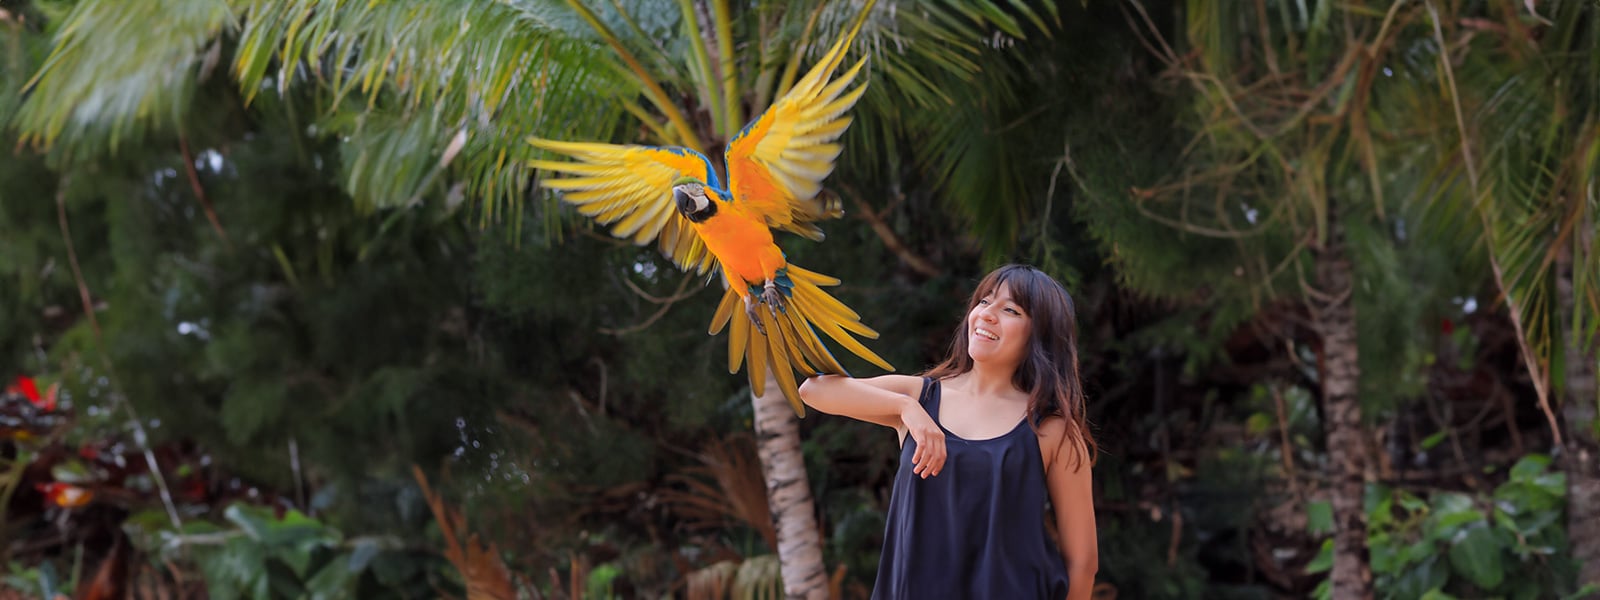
[2,0,1597,598]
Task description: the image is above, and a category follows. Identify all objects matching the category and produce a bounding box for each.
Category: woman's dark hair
[922,264,1097,469]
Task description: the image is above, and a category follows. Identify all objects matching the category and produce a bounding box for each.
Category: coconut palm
[1082,1,1515,596]
[1414,0,1600,585]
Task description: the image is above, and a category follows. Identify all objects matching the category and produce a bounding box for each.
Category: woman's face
[966,282,1032,368]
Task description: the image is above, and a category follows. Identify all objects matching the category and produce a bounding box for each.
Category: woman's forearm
[1066,565,1097,600]
[798,374,916,422]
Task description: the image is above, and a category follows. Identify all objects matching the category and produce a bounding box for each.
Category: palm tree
[11,1,1064,595]
[1087,1,1508,595]
[1416,0,1600,585]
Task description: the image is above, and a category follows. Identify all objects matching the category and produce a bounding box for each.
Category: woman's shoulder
[1034,414,1092,471]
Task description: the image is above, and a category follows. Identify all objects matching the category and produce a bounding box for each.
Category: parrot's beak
[673,186,694,215]
[673,185,716,222]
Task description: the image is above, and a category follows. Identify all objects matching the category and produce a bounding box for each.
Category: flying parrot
[526,3,889,415]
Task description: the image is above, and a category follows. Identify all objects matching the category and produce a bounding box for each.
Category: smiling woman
[799,264,1099,600]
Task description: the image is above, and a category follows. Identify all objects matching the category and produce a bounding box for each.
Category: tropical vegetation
[2,0,1597,598]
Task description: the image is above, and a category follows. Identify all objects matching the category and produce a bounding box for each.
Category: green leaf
[304,554,357,600]
[1398,490,1429,514]
[223,504,341,578]
[1508,454,1551,481]
[1447,525,1505,590]
[197,535,272,600]
[1563,583,1600,600]
[1370,533,1401,575]
[1246,411,1273,435]
[1421,430,1449,450]
[1307,500,1334,535]
[1420,588,1460,600]
[1427,493,1485,540]
[1391,555,1451,600]
[1305,538,1334,574]
[346,539,382,573]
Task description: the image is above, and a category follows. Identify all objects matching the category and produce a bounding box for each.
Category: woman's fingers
[911,428,945,478]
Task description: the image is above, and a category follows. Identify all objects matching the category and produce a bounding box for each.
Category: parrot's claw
[760,282,787,314]
[743,283,788,336]
[744,295,768,336]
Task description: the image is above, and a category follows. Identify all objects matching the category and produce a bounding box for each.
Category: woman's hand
[900,401,946,478]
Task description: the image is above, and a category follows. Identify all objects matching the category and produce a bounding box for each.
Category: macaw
[526,3,889,415]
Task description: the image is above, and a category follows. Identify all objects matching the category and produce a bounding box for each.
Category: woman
[799,264,1098,600]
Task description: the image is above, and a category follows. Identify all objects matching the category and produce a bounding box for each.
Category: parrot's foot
[743,283,788,336]
[744,295,768,336]
[761,281,787,314]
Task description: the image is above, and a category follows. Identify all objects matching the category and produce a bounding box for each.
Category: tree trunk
[751,372,829,600]
[1312,216,1373,599]
[1556,253,1600,587]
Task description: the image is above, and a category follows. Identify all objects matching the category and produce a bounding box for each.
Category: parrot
[526,2,889,415]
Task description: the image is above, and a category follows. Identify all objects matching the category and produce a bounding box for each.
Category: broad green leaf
[1390,555,1451,600]
[1307,500,1334,534]
[305,554,358,600]
[1447,525,1505,590]
[1508,454,1551,481]
[1305,538,1333,574]
[1426,493,1484,540]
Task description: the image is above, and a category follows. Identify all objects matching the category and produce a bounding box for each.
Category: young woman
[799,264,1098,600]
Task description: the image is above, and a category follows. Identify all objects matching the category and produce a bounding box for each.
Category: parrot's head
[672,176,717,223]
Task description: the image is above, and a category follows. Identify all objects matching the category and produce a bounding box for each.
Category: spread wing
[708,264,893,416]
[528,138,720,275]
[723,15,869,241]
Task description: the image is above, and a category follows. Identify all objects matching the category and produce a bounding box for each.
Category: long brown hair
[922,264,1097,470]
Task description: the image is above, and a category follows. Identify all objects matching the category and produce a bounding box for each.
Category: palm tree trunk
[1312,215,1373,599]
[1556,253,1600,586]
[751,372,829,599]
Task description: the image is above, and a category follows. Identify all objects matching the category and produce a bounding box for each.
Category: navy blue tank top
[872,378,1070,599]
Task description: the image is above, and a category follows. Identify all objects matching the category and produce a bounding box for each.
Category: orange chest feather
[693,203,782,284]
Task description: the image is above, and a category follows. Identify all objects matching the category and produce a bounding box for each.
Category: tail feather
[715,263,892,415]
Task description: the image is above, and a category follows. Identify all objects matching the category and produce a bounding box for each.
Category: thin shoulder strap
[917,377,938,408]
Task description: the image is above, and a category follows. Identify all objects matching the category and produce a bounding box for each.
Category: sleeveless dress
[872,378,1071,599]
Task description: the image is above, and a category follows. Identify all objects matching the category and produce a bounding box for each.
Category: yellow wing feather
[723,7,872,240]
[528,138,719,275]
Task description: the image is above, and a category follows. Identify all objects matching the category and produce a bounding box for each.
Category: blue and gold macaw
[526,3,889,415]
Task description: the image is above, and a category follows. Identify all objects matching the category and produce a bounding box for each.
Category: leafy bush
[128,503,442,599]
[1310,455,1594,599]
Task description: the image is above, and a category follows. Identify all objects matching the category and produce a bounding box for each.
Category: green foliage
[1308,456,1581,599]
[129,503,442,599]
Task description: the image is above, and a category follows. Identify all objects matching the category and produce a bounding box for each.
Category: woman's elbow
[798,376,824,408]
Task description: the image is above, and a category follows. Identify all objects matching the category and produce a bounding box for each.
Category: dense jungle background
[3,0,1599,598]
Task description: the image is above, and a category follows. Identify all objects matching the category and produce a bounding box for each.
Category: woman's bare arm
[1040,418,1098,600]
[799,374,948,478]
[797,374,923,428]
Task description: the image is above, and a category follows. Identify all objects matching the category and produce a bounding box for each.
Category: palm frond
[13,0,234,152]
[231,0,630,225]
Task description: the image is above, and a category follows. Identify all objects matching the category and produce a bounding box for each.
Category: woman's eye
[978,299,990,305]
[1004,308,1020,315]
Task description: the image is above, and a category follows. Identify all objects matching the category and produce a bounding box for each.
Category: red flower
[1441,318,1456,335]
[6,376,57,411]
[7,376,39,401]
[35,482,93,508]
